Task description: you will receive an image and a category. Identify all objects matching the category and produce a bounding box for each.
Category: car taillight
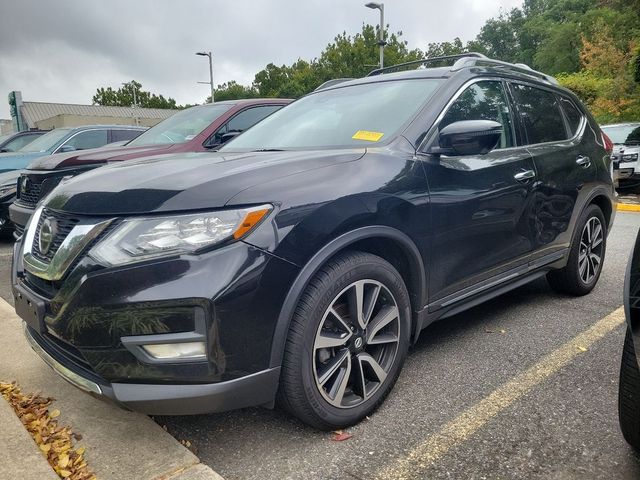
[602,131,614,153]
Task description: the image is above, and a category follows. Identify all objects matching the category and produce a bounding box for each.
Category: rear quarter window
[511,84,568,144]
[559,97,583,137]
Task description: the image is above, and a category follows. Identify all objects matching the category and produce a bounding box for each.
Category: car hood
[0,169,21,187]
[27,144,175,170]
[0,151,45,173]
[46,149,366,215]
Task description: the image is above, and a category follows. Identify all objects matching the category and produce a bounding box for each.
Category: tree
[251,24,424,99]
[209,81,259,102]
[93,81,178,109]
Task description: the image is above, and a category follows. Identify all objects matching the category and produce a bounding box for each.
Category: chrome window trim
[22,206,113,281]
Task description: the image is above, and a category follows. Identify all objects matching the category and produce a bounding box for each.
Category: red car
[10,98,290,234]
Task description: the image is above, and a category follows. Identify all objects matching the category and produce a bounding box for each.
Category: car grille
[17,176,43,207]
[31,209,80,263]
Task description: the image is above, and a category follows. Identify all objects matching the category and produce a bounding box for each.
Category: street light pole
[122,82,140,126]
[196,51,214,103]
[365,2,385,69]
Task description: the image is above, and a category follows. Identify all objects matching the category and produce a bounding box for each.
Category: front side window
[2,134,42,152]
[62,130,108,150]
[512,84,567,144]
[207,105,282,146]
[127,104,232,146]
[440,81,515,149]
[221,79,443,151]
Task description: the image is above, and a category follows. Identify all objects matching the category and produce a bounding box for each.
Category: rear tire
[619,328,640,450]
[277,251,411,430]
[547,204,606,296]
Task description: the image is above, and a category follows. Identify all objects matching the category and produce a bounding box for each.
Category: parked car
[620,229,640,450]
[0,125,146,174]
[0,170,19,237]
[10,99,290,235]
[0,130,47,153]
[13,54,616,430]
[602,123,640,188]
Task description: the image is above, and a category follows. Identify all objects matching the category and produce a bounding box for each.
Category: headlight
[90,205,272,266]
[0,184,17,199]
[621,153,639,163]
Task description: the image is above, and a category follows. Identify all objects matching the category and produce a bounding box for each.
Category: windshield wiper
[251,148,285,152]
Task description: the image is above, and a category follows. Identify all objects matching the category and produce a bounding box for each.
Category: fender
[268,225,427,368]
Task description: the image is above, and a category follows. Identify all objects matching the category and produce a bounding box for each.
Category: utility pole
[196,51,214,102]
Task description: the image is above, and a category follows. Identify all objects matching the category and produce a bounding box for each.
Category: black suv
[13,54,616,430]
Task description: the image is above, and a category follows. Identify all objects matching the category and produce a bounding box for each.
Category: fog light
[142,342,206,360]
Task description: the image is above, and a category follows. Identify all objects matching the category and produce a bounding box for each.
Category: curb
[0,396,59,480]
[0,298,223,480]
[617,203,640,212]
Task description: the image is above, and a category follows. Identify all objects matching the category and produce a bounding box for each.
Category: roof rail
[314,78,354,91]
[451,56,559,85]
[366,52,559,85]
[366,53,487,76]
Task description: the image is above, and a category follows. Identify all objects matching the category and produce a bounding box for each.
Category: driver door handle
[576,155,591,168]
[514,169,535,182]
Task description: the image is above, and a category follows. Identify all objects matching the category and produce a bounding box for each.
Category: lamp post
[122,82,139,126]
[365,2,385,69]
[196,51,214,103]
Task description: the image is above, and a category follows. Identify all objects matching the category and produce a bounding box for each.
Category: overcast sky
[0,0,523,119]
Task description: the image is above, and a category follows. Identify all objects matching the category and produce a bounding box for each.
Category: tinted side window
[441,81,514,149]
[111,129,143,143]
[512,84,567,144]
[63,130,108,150]
[559,97,582,136]
[207,105,282,146]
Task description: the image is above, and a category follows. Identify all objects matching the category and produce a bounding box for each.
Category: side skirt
[412,248,568,341]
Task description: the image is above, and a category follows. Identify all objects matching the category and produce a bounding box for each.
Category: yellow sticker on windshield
[352,130,384,142]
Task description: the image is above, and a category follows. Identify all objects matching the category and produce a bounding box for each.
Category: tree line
[94,0,640,123]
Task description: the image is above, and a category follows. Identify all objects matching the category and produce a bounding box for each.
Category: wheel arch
[268,226,426,368]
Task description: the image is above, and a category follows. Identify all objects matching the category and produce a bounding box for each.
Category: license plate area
[13,281,47,333]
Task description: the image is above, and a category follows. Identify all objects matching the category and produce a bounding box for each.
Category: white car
[602,123,640,186]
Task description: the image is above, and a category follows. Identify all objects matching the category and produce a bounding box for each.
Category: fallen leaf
[49,409,61,418]
[331,432,353,442]
[577,345,588,352]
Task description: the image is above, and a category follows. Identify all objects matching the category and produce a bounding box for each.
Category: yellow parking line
[617,203,640,212]
[377,306,626,480]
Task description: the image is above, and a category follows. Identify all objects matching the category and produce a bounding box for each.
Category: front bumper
[13,235,300,414]
[8,201,32,233]
[24,323,281,414]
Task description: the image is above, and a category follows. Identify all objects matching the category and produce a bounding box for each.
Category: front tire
[547,204,606,296]
[619,328,640,450]
[278,251,411,430]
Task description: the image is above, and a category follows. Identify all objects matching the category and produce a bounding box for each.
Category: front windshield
[221,79,442,151]
[19,128,71,153]
[127,104,233,146]
[602,124,640,145]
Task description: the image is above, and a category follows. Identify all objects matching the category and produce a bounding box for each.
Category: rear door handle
[514,169,535,182]
[576,155,591,168]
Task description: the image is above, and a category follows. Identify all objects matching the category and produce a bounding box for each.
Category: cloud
[0,0,523,119]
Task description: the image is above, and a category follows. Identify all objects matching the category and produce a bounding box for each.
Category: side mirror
[0,148,10,153]
[58,145,76,153]
[432,120,502,156]
[220,131,241,144]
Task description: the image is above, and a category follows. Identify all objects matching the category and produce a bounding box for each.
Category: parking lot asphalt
[1,212,640,480]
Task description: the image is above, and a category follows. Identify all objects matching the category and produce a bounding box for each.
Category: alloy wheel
[579,216,604,284]
[312,279,401,409]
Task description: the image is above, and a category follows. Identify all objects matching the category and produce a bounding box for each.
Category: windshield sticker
[352,130,384,142]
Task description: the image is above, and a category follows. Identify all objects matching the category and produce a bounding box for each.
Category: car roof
[601,123,640,127]
[66,124,148,132]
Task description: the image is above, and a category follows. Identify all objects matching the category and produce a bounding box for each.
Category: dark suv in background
[9,99,290,235]
[13,54,615,430]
